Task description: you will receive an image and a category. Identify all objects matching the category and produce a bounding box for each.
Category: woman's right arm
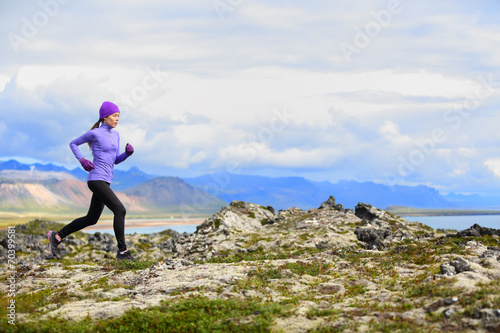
[69,131,94,161]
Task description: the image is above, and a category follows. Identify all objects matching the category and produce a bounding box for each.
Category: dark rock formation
[318,196,344,212]
[455,223,500,238]
[354,227,391,250]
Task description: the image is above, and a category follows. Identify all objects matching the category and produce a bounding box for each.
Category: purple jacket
[70,123,129,183]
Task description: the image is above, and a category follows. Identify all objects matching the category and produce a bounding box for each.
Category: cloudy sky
[1,0,500,195]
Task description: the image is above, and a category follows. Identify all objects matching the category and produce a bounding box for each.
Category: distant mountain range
[0,159,152,191]
[184,174,455,210]
[0,160,224,215]
[1,159,500,213]
[123,177,226,214]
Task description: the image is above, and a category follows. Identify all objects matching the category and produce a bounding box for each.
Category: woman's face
[104,112,119,128]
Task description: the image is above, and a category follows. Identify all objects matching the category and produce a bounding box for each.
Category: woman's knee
[114,205,126,217]
[86,215,100,226]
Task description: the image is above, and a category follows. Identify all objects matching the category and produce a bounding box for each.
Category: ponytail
[88,119,103,150]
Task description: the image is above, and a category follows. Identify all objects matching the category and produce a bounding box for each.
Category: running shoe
[47,231,61,259]
[116,250,134,261]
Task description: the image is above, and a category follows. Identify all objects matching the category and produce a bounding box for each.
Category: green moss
[247,265,285,280]
[367,317,432,333]
[460,278,500,315]
[475,235,500,247]
[0,287,73,316]
[134,240,153,251]
[306,307,342,320]
[405,274,461,298]
[382,238,469,267]
[298,232,312,241]
[101,259,156,271]
[240,233,273,249]
[235,275,270,291]
[281,260,331,277]
[82,276,111,291]
[6,296,291,333]
[345,282,368,297]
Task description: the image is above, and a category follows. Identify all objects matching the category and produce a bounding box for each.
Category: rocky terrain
[1,196,500,332]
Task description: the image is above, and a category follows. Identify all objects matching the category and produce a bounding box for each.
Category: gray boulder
[354,227,391,250]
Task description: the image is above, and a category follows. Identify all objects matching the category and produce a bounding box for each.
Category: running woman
[48,101,135,261]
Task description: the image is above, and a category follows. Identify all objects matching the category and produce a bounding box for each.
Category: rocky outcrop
[355,202,396,225]
[2,197,500,332]
[196,200,276,233]
[354,227,391,250]
[353,202,435,250]
[318,196,346,212]
[171,199,364,261]
[454,223,500,238]
[440,257,473,276]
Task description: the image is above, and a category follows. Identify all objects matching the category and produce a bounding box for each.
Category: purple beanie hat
[99,101,120,119]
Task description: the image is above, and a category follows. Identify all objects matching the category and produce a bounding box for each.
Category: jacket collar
[101,123,113,131]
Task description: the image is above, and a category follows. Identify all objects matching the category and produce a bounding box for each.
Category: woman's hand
[80,158,95,172]
[125,143,134,156]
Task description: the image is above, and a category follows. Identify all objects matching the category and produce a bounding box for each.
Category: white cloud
[218,143,344,169]
[0,75,10,92]
[173,124,215,147]
[485,158,500,178]
[377,120,412,146]
[1,0,500,195]
[239,4,307,30]
[15,66,98,92]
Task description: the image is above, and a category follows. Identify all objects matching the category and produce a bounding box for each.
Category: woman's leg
[57,183,105,239]
[86,181,127,252]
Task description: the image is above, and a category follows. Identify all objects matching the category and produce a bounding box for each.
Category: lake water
[402,215,500,231]
[82,224,199,235]
[80,215,500,235]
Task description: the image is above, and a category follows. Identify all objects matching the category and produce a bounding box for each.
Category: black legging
[58,180,127,252]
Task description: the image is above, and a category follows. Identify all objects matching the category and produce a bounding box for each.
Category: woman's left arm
[115,133,133,164]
